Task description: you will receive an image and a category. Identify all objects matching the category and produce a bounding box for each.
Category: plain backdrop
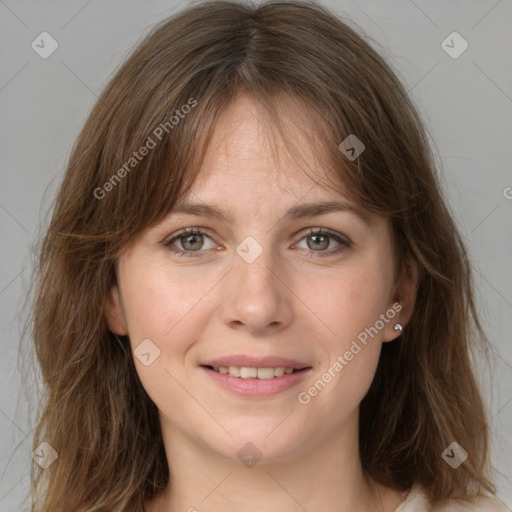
[1,0,511,510]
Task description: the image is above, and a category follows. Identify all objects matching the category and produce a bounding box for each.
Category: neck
[148,413,398,512]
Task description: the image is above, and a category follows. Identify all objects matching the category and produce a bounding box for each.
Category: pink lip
[200,355,310,369]
[201,366,312,398]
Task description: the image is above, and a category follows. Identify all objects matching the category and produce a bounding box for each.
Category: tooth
[257,368,275,379]
[228,366,241,377]
[240,367,258,378]
[211,365,298,378]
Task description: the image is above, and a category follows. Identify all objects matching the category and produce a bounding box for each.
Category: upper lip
[200,355,311,369]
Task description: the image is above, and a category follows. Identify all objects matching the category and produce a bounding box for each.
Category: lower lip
[200,366,311,398]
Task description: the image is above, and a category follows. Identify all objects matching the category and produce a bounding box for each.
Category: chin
[204,423,309,466]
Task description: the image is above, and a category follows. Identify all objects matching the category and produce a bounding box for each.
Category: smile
[206,365,298,379]
[200,365,311,398]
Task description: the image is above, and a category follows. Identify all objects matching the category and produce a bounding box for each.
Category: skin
[106,94,418,512]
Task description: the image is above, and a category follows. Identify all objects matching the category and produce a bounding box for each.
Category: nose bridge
[221,234,292,333]
[234,234,280,300]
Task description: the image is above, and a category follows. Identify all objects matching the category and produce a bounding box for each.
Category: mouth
[200,362,312,398]
[201,365,309,379]
[199,355,312,397]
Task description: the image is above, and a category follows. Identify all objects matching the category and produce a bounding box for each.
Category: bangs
[73,0,423,265]
[95,84,384,258]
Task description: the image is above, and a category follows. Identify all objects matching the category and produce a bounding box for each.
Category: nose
[220,244,293,336]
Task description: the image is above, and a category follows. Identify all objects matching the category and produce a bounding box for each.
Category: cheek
[298,252,393,407]
[301,266,389,416]
[120,264,217,415]
[120,260,229,405]
[308,254,394,348]
[122,261,217,344]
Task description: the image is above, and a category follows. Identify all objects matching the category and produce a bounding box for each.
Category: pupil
[184,234,202,250]
[309,235,328,250]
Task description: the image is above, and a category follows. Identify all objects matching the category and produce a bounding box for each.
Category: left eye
[165,227,218,255]
[164,227,351,258]
[296,228,350,255]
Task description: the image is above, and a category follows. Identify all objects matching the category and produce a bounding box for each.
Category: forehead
[182,93,343,201]
[171,95,378,230]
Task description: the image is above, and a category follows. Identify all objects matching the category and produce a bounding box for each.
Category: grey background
[1,0,511,510]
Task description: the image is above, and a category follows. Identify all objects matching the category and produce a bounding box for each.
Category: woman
[28,1,510,511]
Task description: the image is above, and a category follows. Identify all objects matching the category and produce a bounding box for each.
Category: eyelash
[164,227,352,258]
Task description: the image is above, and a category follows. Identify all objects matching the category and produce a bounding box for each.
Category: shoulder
[435,495,511,512]
[395,484,511,512]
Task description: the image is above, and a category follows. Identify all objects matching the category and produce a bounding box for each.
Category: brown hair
[25,0,499,510]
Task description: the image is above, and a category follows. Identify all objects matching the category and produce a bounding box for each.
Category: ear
[105,284,129,336]
[383,259,420,342]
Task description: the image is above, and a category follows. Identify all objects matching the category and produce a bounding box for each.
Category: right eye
[164,227,219,257]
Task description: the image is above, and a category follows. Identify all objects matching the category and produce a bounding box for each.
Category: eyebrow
[170,200,373,227]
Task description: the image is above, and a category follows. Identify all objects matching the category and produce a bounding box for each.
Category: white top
[395,484,511,512]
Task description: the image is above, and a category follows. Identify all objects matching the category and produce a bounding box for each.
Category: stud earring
[393,323,403,331]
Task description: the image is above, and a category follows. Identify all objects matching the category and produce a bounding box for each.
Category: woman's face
[107,94,416,465]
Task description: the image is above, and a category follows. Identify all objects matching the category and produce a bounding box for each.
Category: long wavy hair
[24,0,499,510]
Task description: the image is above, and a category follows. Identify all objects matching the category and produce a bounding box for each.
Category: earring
[393,323,403,332]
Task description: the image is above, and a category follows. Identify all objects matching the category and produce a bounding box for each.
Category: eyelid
[165,226,215,241]
[300,227,352,246]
